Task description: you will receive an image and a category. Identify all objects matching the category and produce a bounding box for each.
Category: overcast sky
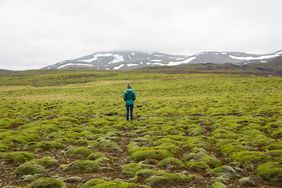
[0,0,282,70]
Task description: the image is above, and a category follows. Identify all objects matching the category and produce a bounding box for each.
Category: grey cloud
[0,0,281,70]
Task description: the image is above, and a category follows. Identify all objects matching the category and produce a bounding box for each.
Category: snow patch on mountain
[167,56,196,66]
[113,64,125,70]
[147,62,165,66]
[127,64,139,67]
[109,54,124,64]
[229,54,280,61]
[57,63,93,69]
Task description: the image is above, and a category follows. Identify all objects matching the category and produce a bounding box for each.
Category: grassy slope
[0,70,281,187]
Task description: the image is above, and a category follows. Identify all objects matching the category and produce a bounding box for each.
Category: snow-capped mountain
[43,50,282,70]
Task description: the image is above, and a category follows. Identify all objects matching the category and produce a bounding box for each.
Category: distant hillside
[43,50,282,70]
[138,56,282,76]
[0,69,12,74]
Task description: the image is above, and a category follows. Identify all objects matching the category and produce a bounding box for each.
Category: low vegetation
[0,70,281,187]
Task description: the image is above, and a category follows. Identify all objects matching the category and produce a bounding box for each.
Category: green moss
[187,124,205,136]
[271,127,282,138]
[240,129,271,148]
[212,129,238,139]
[267,149,282,161]
[157,157,184,169]
[3,151,33,165]
[231,151,268,165]
[219,143,244,156]
[182,149,221,168]
[87,152,106,160]
[182,153,199,161]
[0,118,24,129]
[62,160,100,172]
[256,162,282,181]
[211,182,227,188]
[122,163,143,177]
[135,169,159,181]
[183,137,208,149]
[29,156,58,168]
[264,141,282,150]
[185,161,209,172]
[131,148,172,161]
[22,174,42,181]
[209,165,237,177]
[81,178,140,188]
[81,178,106,188]
[27,177,65,188]
[13,162,46,176]
[155,143,181,156]
[145,172,194,187]
[92,181,137,188]
[128,142,139,153]
[95,157,110,166]
[35,141,64,150]
[99,141,121,152]
[201,155,222,168]
[66,146,92,158]
[155,137,180,146]
[0,143,9,151]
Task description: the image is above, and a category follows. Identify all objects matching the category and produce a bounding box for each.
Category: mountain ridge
[43,50,282,70]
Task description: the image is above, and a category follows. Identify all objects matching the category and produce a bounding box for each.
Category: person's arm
[123,92,127,101]
[133,92,136,101]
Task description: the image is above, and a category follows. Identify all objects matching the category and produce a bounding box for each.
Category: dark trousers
[126,105,134,120]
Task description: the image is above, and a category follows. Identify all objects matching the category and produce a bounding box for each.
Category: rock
[214,175,230,184]
[64,176,84,183]
[22,174,41,181]
[210,165,237,177]
[238,177,256,187]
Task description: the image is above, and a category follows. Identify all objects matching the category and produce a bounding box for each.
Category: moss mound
[3,151,33,165]
[61,160,100,172]
[211,181,227,188]
[81,178,140,188]
[157,157,184,169]
[87,152,106,160]
[27,177,65,188]
[35,141,64,150]
[122,163,143,177]
[231,151,268,165]
[131,148,172,161]
[13,162,46,176]
[66,146,92,158]
[209,165,237,177]
[185,161,209,172]
[135,169,159,181]
[81,178,105,188]
[145,172,194,187]
[29,156,58,168]
[256,162,282,181]
[0,143,9,151]
[182,148,221,168]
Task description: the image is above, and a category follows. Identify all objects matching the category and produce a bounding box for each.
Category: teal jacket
[123,89,136,105]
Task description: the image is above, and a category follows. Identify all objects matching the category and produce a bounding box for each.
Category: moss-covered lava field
[0,70,281,187]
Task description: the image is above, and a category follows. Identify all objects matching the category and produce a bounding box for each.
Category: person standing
[123,84,136,121]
